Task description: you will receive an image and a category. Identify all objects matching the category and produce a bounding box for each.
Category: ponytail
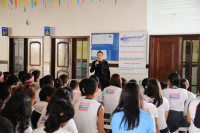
[44,99,74,133]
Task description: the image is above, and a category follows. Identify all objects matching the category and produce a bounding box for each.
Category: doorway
[149,35,200,93]
[9,37,44,76]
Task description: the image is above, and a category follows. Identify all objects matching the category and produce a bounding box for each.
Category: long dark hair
[146,79,163,107]
[0,92,32,133]
[180,78,189,89]
[44,99,74,133]
[111,83,143,130]
[0,83,10,110]
[46,89,71,115]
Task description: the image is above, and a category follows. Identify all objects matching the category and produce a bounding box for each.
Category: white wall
[0,0,148,81]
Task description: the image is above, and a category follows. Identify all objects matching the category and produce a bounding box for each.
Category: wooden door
[51,38,72,79]
[149,36,182,82]
[27,39,43,76]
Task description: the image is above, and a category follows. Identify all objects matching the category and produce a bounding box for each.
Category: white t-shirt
[102,85,122,114]
[34,82,40,90]
[94,89,102,102]
[72,90,81,105]
[184,90,195,116]
[144,95,169,130]
[74,98,102,133]
[162,88,188,111]
[35,101,48,128]
[143,101,158,118]
[62,119,78,133]
[36,88,41,103]
[33,126,71,133]
[188,96,200,133]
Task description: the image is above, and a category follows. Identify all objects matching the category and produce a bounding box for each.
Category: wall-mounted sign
[2,27,8,36]
[44,26,50,36]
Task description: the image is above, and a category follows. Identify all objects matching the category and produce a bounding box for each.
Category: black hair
[70,80,79,90]
[0,83,10,110]
[97,51,103,55]
[39,85,56,101]
[54,78,63,89]
[168,73,180,87]
[7,75,19,86]
[18,71,27,81]
[46,89,71,115]
[0,116,14,133]
[103,80,110,88]
[21,73,33,84]
[160,82,168,90]
[79,78,88,95]
[39,78,44,88]
[0,92,32,133]
[180,79,189,89]
[3,72,10,82]
[90,75,101,88]
[62,87,74,99]
[128,79,138,84]
[146,79,163,107]
[43,75,54,86]
[59,74,68,86]
[44,99,74,133]
[111,83,143,130]
[142,78,148,94]
[32,70,41,82]
[121,78,127,87]
[84,78,97,96]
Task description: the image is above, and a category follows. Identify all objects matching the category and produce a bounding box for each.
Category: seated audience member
[43,75,54,87]
[187,86,200,133]
[180,78,195,117]
[144,79,169,133]
[74,78,88,103]
[7,75,19,89]
[142,78,149,94]
[0,71,4,82]
[160,82,168,90]
[0,92,33,133]
[128,79,138,84]
[111,83,156,133]
[32,70,41,90]
[14,84,36,109]
[36,78,43,103]
[22,73,35,86]
[54,78,63,89]
[31,85,56,129]
[3,72,11,83]
[0,83,11,111]
[59,74,68,87]
[90,75,103,103]
[121,77,127,87]
[162,73,189,132]
[33,99,74,133]
[0,116,14,133]
[18,71,27,83]
[70,80,81,104]
[37,89,78,133]
[103,74,122,117]
[74,78,105,133]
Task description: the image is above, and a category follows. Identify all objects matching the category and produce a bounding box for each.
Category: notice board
[91,33,119,61]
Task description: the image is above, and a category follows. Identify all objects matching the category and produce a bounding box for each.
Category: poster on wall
[119,31,147,73]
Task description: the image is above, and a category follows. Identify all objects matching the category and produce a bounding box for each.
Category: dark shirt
[90,60,110,80]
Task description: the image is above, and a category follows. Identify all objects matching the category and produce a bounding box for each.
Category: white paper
[92,34,114,44]
[119,32,147,74]
[91,50,107,60]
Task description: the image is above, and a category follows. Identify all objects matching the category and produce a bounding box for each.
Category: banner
[119,31,147,73]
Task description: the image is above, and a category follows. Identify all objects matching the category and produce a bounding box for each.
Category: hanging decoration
[1,0,118,11]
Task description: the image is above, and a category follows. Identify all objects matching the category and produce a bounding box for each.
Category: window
[75,39,88,79]
[182,39,199,93]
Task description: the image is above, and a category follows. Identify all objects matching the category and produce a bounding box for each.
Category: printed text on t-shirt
[169,93,180,100]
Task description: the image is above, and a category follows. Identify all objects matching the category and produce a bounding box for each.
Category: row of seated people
[0,71,199,133]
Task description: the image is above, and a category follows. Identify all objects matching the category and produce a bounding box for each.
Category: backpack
[194,102,200,128]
